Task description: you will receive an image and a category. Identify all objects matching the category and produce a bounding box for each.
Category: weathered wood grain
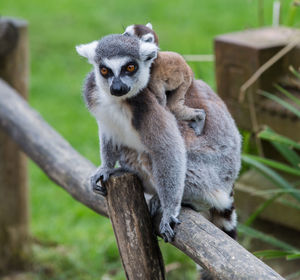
[0,18,30,272]
[0,19,19,56]
[105,171,165,279]
[0,79,284,280]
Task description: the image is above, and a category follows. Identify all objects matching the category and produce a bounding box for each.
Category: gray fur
[90,134,120,195]
[182,80,241,210]
[126,89,187,223]
[83,71,98,110]
[95,34,140,63]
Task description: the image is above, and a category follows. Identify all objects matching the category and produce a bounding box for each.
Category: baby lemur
[124,23,206,136]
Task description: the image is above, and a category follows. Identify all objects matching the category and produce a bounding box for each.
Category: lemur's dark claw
[170,216,181,225]
[93,183,107,196]
[160,222,175,242]
[90,167,115,196]
[159,215,181,243]
[91,174,107,196]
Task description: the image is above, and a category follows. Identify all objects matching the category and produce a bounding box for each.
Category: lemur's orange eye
[126,64,135,72]
[100,67,108,76]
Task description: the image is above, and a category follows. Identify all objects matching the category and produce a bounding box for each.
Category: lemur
[76,34,241,242]
[76,34,185,241]
[123,23,206,136]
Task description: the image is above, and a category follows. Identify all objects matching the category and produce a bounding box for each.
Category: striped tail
[209,201,237,239]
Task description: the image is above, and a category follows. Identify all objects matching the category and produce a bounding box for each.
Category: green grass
[1,0,300,279]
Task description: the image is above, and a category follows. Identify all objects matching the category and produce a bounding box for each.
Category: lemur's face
[76,34,158,100]
[95,55,150,99]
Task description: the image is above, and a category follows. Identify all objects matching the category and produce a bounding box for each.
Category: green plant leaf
[287,0,300,26]
[287,253,300,260]
[251,189,300,211]
[242,154,300,202]
[290,65,300,79]
[260,90,300,118]
[244,154,300,176]
[242,130,251,154]
[244,192,283,226]
[274,84,300,107]
[254,250,294,259]
[238,224,297,251]
[258,127,300,167]
[272,141,300,169]
[255,189,300,196]
[258,128,300,150]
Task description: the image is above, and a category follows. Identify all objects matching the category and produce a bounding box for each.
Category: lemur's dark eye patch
[99,65,112,78]
[122,62,138,75]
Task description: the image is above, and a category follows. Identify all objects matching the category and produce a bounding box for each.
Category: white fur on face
[94,57,130,101]
[103,57,129,77]
[94,54,156,101]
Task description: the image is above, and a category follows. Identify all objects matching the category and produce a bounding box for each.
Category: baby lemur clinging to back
[124,23,206,136]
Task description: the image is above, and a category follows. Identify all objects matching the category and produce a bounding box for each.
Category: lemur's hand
[90,166,115,196]
[189,109,206,136]
[159,214,181,243]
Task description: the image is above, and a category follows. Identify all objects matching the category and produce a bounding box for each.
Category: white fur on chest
[92,94,145,152]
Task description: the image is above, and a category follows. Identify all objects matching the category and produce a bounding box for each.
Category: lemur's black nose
[110,78,130,96]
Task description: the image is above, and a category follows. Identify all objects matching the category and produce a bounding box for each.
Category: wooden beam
[0,79,285,280]
[106,171,165,279]
[0,18,19,56]
[0,17,30,272]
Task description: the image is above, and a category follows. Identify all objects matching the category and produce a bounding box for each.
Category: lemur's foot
[149,194,161,217]
[149,195,181,242]
[160,215,181,243]
[189,109,206,136]
[90,167,115,196]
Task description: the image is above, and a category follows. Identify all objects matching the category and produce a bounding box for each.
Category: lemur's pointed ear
[146,23,153,30]
[139,40,158,62]
[76,40,98,64]
[123,24,134,35]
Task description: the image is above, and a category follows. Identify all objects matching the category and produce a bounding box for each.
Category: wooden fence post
[0,17,30,272]
[105,171,165,280]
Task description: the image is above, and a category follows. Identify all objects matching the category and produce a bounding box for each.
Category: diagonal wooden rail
[0,78,284,280]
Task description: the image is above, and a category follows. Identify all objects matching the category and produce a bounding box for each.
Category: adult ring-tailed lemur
[76,33,241,243]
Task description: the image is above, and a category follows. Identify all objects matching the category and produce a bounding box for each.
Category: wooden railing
[0,17,285,280]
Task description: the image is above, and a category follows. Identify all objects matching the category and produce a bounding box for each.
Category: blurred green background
[1,0,300,279]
